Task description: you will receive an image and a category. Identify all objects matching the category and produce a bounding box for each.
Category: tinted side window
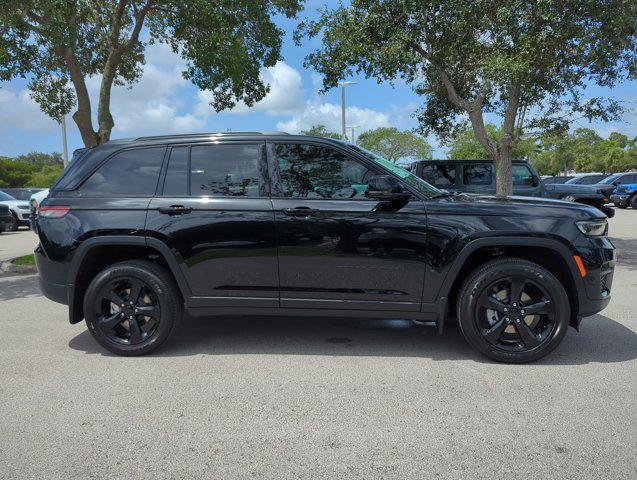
[463,163,493,185]
[274,143,378,199]
[421,164,456,187]
[163,147,188,196]
[190,144,265,197]
[80,147,165,196]
[619,175,634,185]
[512,164,533,185]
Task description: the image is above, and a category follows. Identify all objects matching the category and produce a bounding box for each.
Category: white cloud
[195,61,305,117]
[86,42,204,133]
[276,101,391,135]
[0,87,58,132]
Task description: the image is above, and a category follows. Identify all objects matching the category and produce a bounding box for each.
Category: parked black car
[541,175,575,184]
[35,132,615,363]
[564,174,609,185]
[411,160,613,215]
[0,204,12,233]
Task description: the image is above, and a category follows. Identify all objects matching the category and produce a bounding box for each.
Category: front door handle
[282,207,319,217]
[158,205,192,215]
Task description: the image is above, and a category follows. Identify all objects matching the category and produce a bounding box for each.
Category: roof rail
[134,131,289,141]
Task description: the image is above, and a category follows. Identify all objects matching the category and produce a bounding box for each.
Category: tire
[616,203,628,209]
[631,195,637,209]
[562,195,576,202]
[6,213,18,232]
[457,257,570,363]
[83,260,182,356]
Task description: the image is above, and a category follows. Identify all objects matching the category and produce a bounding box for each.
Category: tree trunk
[64,50,99,147]
[97,56,118,144]
[494,150,513,196]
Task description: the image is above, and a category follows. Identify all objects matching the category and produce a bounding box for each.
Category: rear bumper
[39,277,69,305]
[0,213,12,231]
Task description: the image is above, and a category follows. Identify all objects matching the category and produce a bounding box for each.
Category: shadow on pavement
[68,313,637,365]
[0,275,41,301]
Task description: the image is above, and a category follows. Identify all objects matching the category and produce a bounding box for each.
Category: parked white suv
[0,191,31,231]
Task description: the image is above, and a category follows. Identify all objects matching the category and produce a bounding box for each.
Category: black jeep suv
[35,132,615,362]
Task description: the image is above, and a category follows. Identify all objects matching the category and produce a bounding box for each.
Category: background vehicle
[0,190,31,231]
[0,204,12,233]
[610,183,637,209]
[1,187,46,201]
[411,160,613,215]
[541,175,574,184]
[35,132,615,363]
[565,174,609,185]
[29,188,49,231]
[589,172,637,198]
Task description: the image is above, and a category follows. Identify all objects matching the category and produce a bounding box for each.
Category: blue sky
[1,0,635,158]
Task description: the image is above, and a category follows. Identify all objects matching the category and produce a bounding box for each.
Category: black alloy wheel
[457,258,570,363]
[83,260,181,356]
[94,277,160,345]
[474,276,555,352]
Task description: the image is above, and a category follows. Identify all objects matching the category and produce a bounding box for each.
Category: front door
[268,142,428,311]
[145,141,278,307]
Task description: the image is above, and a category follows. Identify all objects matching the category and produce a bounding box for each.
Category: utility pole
[338,81,357,140]
[61,115,69,168]
[348,125,361,145]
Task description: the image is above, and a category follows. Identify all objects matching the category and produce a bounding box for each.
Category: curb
[0,261,38,275]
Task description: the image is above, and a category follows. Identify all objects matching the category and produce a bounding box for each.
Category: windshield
[598,174,621,185]
[0,191,16,201]
[345,143,442,197]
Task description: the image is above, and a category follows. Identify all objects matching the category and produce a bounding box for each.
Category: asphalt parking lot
[0,210,635,479]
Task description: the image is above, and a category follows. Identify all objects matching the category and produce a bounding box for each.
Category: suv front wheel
[83,260,182,356]
[457,258,570,363]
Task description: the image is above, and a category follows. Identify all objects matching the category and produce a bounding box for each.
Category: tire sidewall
[458,261,570,363]
[84,263,179,356]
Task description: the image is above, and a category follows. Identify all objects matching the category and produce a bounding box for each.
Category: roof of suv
[107,131,298,147]
[413,159,530,164]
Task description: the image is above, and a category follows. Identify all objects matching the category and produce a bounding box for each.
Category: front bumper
[610,194,629,205]
[575,237,615,320]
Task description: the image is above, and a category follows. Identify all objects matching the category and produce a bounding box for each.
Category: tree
[298,0,636,195]
[1,1,302,147]
[14,151,63,168]
[300,124,342,139]
[357,127,432,163]
[446,124,536,160]
[28,164,65,187]
[0,158,36,187]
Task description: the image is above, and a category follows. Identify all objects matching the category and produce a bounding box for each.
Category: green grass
[12,253,35,266]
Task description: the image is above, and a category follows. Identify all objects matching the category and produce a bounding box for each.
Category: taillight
[38,206,70,218]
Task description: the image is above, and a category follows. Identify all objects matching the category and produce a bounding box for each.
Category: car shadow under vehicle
[68,313,637,365]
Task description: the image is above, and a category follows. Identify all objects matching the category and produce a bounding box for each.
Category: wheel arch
[439,237,585,330]
[67,236,189,324]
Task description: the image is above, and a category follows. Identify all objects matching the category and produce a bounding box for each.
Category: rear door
[461,162,495,194]
[268,141,428,311]
[146,141,278,307]
[511,163,541,196]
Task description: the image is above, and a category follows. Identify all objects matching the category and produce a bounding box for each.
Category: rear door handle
[158,205,192,215]
[282,207,319,217]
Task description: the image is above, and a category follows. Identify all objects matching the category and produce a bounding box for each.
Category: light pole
[338,81,357,140]
[348,125,361,145]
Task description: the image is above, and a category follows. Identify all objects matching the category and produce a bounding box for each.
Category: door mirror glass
[367,175,411,201]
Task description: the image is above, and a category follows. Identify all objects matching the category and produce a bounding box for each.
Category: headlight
[576,219,607,237]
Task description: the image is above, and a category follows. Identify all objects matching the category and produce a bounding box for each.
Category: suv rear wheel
[631,194,637,209]
[457,258,570,363]
[83,260,182,356]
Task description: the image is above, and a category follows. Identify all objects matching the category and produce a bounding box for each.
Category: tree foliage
[529,129,637,175]
[1,0,302,147]
[300,124,342,139]
[297,0,637,195]
[357,127,432,163]
[445,124,536,160]
[0,152,64,187]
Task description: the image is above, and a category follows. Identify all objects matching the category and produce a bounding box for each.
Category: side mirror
[367,175,411,201]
